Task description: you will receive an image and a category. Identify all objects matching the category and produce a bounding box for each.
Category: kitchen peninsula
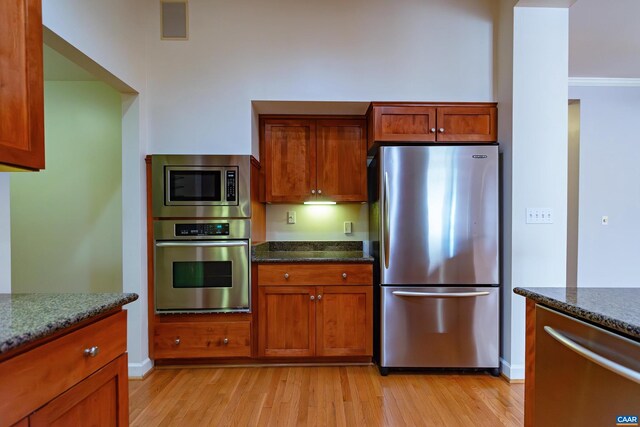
[515,287,640,427]
[0,293,138,426]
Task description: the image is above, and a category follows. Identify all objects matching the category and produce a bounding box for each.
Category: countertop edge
[514,287,639,340]
[0,293,139,355]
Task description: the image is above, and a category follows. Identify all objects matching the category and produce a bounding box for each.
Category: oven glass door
[155,240,249,312]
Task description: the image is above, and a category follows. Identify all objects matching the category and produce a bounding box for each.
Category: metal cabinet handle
[317,295,322,301]
[223,338,229,345]
[392,291,490,298]
[310,295,315,301]
[439,128,445,133]
[318,190,322,195]
[430,127,436,133]
[284,273,289,279]
[83,346,100,357]
[174,338,181,345]
[544,326,640,385]
[342,273,347,279]
[383,171,390,269]
[311,189,316,194]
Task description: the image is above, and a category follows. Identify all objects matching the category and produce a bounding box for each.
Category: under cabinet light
[303,201,337,205]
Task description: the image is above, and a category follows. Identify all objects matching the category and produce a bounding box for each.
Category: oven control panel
[175,223,230,236]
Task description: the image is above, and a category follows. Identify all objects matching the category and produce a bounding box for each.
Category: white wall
[0,175,10,293]
[570,86,640,287]
[41,1,151,375]
[146,0,497,156]
[266,204,368,242]
[502,6,569,379]
[11,82,122,293]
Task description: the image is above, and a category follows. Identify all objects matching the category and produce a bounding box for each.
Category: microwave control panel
[175,223,230,236]
[226,170,237,202]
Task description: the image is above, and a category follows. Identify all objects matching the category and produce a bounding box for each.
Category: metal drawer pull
[284,273,289,279]
[223,338,229,345]
[342,273,347,279]
[392,291,490,298]
[544,326,640,385]
[156,241,248,248]
[174,338,181,345]
[83,346,100,357]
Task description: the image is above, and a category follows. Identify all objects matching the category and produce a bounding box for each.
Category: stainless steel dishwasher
[534,305,640,426]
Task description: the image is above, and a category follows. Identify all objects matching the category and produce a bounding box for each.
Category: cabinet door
[0,0,44,170]
[263,119,316,203]
[436,107,496,142]
[316,286,373,357]
[316,119,367,202]
[30,354,129,427]
[258,286,316,357]
[372,106,436,142]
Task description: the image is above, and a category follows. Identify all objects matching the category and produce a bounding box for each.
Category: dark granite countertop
[0,293,138,355]
[252,241,374,263]
[514,287,640,340]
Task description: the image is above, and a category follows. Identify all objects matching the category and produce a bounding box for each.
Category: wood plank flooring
[129,366,524,426]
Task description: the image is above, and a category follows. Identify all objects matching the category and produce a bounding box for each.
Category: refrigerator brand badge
[616,415,638,426]
[472,155,488,159]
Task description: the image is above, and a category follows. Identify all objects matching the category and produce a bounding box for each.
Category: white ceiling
[569,0,640,78]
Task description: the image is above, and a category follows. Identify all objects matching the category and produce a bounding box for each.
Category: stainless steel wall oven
[154,219,250,313]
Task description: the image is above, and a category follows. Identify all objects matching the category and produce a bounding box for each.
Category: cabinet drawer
[0,311,127,426]
[258,264,372,286]
[154,321,251,359]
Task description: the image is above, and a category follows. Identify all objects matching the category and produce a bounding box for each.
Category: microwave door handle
[155,241,248,248]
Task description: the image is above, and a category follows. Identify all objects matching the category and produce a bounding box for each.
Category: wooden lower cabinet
[0,310,129,426]
[29,355,128,427]
[154,320,252,359]
[257,264,373,359]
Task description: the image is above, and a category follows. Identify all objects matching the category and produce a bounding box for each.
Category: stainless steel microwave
[151,155,252,218]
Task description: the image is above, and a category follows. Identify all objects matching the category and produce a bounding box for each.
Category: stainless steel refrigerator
[368,145,500,375]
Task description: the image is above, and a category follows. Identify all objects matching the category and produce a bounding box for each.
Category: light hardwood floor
[130,366,524,426]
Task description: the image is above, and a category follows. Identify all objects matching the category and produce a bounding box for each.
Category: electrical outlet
[344,221,353,234]
[287,211,296,224]
[601,215,609,226]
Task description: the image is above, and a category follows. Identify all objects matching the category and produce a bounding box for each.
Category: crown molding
[569,77,640,87]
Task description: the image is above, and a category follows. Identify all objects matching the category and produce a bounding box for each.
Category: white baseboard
[500,358,525,381]
[128,358,154,379]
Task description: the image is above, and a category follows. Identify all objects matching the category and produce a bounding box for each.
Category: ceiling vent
[161,1,188,40]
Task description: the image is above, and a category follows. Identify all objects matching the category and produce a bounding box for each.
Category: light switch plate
[526,208,553,224]
[344,221,352,234]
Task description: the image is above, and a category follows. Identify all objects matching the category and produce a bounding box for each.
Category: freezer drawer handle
[544,326,640,385]
[391,291,490,298]
[156,241,248,248]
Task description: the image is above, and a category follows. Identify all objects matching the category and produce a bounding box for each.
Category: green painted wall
[11,81,122,293]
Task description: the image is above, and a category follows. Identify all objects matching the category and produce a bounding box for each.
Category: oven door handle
[155,241,248,248]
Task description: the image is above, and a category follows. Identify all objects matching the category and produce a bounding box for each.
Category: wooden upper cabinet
[316,119,367,202]
[371,106,437,145]
[436,107,496,142]
[0,0,45,170]
[264,119,316,203]
[367,103,497,152]
[262,117,367,203]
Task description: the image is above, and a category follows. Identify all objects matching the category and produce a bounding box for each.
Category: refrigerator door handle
[383,171,390,269]
[391,291,491,298]
[544,326,640,385]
